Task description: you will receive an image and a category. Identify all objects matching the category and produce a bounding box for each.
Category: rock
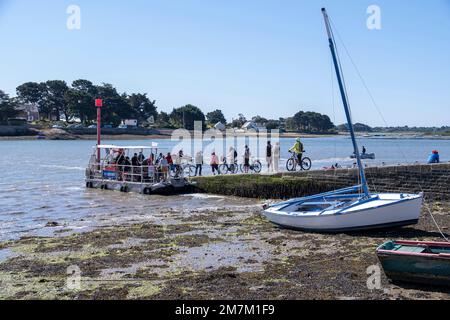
[45,221,59,227]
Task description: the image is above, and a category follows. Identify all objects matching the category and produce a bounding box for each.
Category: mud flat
[0,198,449,300]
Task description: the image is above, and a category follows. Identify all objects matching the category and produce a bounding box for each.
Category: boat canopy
[96,144,164,150]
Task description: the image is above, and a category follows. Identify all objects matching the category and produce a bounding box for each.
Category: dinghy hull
[263,193,422,233]
[377,241,450,287]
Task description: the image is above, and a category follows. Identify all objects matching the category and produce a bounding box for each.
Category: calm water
[0,137,448,242]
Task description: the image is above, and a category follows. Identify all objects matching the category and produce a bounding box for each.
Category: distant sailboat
[350,152,375,160]
[262,8,423,232]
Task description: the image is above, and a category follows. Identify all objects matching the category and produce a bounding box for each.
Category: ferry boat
[85,144,191,195]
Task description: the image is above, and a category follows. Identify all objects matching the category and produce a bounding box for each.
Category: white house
[123,119,138,127]
[241,121,266,132]
[214,122,226,131]
[15,104,39,122]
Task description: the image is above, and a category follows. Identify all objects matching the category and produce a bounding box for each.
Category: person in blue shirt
[428,150,440,164]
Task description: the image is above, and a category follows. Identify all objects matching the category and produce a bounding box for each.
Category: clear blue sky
[1,0,449,127]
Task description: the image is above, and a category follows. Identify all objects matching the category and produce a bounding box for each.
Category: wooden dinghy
[376,240,450,286]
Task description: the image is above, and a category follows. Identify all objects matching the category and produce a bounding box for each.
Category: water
[0,137,448,242]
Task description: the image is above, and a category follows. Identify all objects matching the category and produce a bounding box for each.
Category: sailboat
[262,8,423,232]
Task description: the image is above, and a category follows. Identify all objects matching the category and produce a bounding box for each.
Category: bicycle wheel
[239,164,244,173]
[229,163,238,174]
[252,160,262,173]
[301,157,312,171]
[219,164,228,174]
[286,158,296,171]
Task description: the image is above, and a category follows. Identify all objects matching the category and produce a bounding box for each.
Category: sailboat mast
[321,8,370,197]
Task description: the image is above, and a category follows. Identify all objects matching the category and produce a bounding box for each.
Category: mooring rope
[424,202,449,242]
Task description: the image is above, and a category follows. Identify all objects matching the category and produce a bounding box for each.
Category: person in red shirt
[166,152,174,171]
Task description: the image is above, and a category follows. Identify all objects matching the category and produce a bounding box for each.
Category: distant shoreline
[0,131,337,141]
[1,129,450,141]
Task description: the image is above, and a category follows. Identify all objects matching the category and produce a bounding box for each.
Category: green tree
[290,110,334,132]
[41,80,69,121]
[0,90,19,123]
[265,119,280,130]
[16,82,44,105]
[127,93,157,126]
[16,82,46,118]
[65,79,98,123]
[338,123,372,132]
[170,104,205,130]
[96,83,133,126]
[155,111,172,128]
[285,117,296,131]
[252,115,268,124]
[206,109,226,127]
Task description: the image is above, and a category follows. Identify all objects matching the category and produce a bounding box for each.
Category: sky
[0,0,449,127]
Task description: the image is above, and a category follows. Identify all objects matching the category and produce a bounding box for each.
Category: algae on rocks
[191,174,333,199]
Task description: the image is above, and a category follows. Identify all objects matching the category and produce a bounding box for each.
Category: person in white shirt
[272,142,280,173]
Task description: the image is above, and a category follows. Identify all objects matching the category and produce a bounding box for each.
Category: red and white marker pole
[95,99,103,161]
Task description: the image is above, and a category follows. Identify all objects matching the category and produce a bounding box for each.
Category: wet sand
[0,198,449,300]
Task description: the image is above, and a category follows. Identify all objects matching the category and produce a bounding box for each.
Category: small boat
[350,153,375,160]
[262,8,423,232]
[377,240,450,286]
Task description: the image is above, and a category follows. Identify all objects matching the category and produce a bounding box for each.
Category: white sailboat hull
[263,193,422,232]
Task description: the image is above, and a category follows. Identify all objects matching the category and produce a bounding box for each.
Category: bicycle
[240,159,262,174]
[286,151,312,171]
[219,157,239,174]
[170,163,196,178]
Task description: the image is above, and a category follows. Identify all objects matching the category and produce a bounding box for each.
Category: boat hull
[85,178,191,195]
[350,153,375,160]
[377,241,450,287]
[263,194,422,233]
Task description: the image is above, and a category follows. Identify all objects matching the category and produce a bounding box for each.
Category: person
[210,152,220,175]
[194,150,203,176]
[160,155,169,181]
[166,152,173,170]
[289,137,304,165]
[428,150,440,164]
[243,145,250,173]
[115,149,125,167]
[362,146,367,154]
[131,153,139,166]
[272,142,280,173]
[131,153,139,182]
[123,156,132,181]
[155,152,163,166]
[228,147,237,164]
[266,141,273,172]
[138,151,145,163]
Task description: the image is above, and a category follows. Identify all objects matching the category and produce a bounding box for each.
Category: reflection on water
[0,137,448,241]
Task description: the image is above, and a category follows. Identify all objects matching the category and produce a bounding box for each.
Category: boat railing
[86,162,177,185]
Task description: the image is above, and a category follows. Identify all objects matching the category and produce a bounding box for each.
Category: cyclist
[289,137,304,166]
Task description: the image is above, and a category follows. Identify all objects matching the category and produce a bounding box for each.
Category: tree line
[1,79,337,132]
[10,80,159,127]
